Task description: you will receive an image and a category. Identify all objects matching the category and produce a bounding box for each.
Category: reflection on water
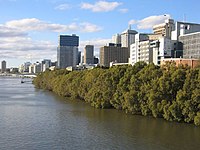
[0,77,199,150]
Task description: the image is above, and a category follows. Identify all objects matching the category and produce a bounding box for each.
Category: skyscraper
[120,29,138,48]
[57,34,79,68]
[1,60,6,73]
[120,29,138,58]
[84,45,94,64]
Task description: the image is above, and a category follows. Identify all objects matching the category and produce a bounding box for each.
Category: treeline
[33,62,200,126]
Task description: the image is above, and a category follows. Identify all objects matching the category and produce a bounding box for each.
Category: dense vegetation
[33,62,200,126]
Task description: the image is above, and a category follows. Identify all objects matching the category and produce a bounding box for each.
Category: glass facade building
[57,34,79,68]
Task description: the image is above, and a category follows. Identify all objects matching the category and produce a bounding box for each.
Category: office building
[150,37,178,65]
[130,40,153,65]
[84,45,94,64]
[59,34,79,46]
[29,62,41,74]
[57,34,79,68]
[112,34,121,44]
[100,43,129,67]
[121,29,138,48]
[171,21,200,40]
[1,60,6,73]
[41,59,51,72]
[179,32,200,59]
[129,33,150,65]
[153,19,175,39]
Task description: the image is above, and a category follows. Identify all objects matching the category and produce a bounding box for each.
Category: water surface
[0,77,199,150]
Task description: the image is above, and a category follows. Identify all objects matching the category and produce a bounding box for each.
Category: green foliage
[33,62,200,126]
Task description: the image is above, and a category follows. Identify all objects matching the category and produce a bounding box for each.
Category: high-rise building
[112,34,121,44]
[84,45,94,64]
[120,29,138,48]
[153,19,175,39]
[59,34,79,46]
[1,60,6,73]
[29,62,41,74]
[120,29,138,58]
[100,43,129,67]
[41,59,51,72]
[179,32,200,59]
[129,33,151,65]
[78,51,81,65]
[171,21,200,40]
[57,34,79,68]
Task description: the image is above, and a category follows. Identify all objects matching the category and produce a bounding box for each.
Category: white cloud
[128,20,137,25]
[81,1,122,12]
[0,36,57,61]
[0,18,106,65]
[5,18,102,33]
[129,14,171,29]
[80,22,102,32]
[119,8,128,13]
[55,4,71,10]
[0,25,27,37]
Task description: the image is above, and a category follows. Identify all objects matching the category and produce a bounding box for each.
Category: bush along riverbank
[33,62,200,126]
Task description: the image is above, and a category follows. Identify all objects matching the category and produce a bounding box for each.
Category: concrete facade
[112,34,121,44]
[84,45,94,64]
[179,32,200,59]
[153,19,175,39]
[171,22,200,40]
[100,44,129,67]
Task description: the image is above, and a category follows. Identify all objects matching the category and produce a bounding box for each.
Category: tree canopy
[33,62,200,126]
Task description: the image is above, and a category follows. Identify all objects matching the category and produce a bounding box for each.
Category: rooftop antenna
[128,23,131,30]
[183,14,186,22]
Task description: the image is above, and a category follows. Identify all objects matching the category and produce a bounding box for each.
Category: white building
[153,19,175,39]
[41,59,51,72]
[130,36,177,66]
[29,62,41,74]
[150,37,177,65]
[171,21,200,40]
[121,29,138,48]
[112,34,121,44]
[129,33,150,65]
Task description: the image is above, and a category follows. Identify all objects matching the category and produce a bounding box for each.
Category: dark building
[59,34,79,46]
[94,56,99,64]
[57,34,79,69]
[78,51,81,65]
[1,60,6,73]
[84,45,94,64]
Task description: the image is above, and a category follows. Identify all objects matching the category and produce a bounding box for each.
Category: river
[0,77,199,150]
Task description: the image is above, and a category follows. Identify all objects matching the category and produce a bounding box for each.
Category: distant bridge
[0,73,37,78]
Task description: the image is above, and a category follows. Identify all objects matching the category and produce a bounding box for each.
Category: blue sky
[0,0,200,67]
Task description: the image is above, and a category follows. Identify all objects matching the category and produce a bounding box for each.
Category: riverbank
[33,62,200,126]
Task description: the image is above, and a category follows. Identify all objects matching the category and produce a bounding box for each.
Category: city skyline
[0,0,200,67]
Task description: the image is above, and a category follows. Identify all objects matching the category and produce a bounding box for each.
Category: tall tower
[120,29,138,57]
[84,45,94,64]
[1,60,6,73]
[112,34,121,44]
[57,34,79,68]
